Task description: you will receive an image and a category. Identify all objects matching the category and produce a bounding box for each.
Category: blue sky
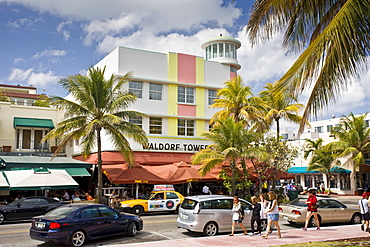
[1,0,369,127]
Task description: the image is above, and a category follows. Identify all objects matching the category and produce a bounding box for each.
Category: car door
[164,192,180,211]
[15,198,44,219]
[147,192,165,212]
[316,199,333,223]
[211,199,233,232]
[328,200,348,222]
[79,206,105,238]
[238,200,252,229]
[98,206,127,235]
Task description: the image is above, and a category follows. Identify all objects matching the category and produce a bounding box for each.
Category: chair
[42,143,49,152]
[35,143,42,152]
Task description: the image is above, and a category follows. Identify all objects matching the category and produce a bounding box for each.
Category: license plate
[283,216,288,220]
[181,214,188,219]
[35,222,45,229]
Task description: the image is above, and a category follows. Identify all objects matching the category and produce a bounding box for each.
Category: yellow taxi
[119,185,184,215]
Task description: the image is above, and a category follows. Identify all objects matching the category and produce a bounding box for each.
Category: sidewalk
[104,224,369,247]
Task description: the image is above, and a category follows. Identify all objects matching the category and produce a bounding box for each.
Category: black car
[30,204,143,247]
[0,196,68,224]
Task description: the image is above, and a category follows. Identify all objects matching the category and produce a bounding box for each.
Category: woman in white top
[262,191,281,239]
[229,196,247,236]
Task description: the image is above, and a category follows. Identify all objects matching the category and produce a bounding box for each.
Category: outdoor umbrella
[3,168,79,190]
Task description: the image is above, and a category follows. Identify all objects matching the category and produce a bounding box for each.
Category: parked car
[119,190,184,215]
[30,203,143,247]
[279,196,362,226]
[176,195,267,236]
[0,196,68,224]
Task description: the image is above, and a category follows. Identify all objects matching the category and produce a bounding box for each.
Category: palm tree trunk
[271,119,280,191]
[231,163,236,196]
[97,128,103,204]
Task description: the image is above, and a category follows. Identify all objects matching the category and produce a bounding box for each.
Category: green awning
[288,166,351,174]
[13,117,54,128]
[0,156,92,169]
[51,168,91,177]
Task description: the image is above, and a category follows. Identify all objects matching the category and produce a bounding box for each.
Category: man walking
[202,184,210,195]
[359,193,370,232]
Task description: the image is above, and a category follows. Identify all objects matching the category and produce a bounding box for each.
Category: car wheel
[127,222,137,237]
[203,222,218,236]
[351,213,362,224]
[0,212,5,224]
[287,220,296,225]
[132,206,144,216]
[69,230,86,247]
[261,219,267,231]
[308,215,321,227]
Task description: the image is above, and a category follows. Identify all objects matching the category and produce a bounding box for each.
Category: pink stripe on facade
[178,53,196,84]
[230,71,237,79]
[178,104,196,117]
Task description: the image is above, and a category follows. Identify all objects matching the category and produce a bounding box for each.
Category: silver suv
[176,195,267,236]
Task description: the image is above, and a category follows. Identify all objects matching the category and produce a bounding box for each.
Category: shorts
[362,213,370,221]
[267,214,279,221]
[233,219,243,223]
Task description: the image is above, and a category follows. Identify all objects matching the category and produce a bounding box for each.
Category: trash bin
[287,190,299,201]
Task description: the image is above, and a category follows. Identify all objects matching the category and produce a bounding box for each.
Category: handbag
[311,203,317,210]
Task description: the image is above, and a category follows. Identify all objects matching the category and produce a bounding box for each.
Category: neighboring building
[285,114,370,195]
[72,36,242,193]
[0,84,63,152]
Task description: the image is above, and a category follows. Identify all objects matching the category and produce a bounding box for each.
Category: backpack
[238,205,245,220]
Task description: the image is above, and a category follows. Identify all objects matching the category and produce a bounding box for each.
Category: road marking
[0,230,28,234]
[151,231,173,240]
[145,220,176,224]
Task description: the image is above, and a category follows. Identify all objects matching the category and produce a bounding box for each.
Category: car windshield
[289,198,307,207]
[45,207,77,217]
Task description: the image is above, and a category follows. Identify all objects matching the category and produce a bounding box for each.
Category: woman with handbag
[229,196,247,236]
[302,189,320,231]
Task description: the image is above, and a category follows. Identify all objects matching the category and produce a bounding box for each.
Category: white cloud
[13,57,25,64]
[7,17,41,28]
[32,49,67,59]
[56,21,72,41]
[8,68,60,87]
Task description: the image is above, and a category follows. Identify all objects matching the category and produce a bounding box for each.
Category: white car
[177,195,267,236]
[279,196,362,226]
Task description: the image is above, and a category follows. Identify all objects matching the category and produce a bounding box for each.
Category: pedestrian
[262,191,281,239]
[202,184,210,195]
[250,196,262,236]
[229,196,247,236]
[62,190,70,201]
[85,192,93,201]
[301,189,320,231]
[359,193,370,232]
[320,181,325,194]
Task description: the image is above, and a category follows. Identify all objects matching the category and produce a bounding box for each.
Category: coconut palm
[328,113,370,192]
[304,138,324,160]
[43,66,148,203]
[247,0,370,133]
[191,117,266,196]
[210,75,265,126]
[307,145,341,195]
[259,81,304,140]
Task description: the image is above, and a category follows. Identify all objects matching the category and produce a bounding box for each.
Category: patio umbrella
[0,172,9,190]
[3,168,79,190]
[102,164,167,184]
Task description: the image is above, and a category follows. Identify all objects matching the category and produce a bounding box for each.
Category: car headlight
[120,204,130,207]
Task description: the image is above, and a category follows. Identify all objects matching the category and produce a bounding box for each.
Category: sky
[1,0,369,131]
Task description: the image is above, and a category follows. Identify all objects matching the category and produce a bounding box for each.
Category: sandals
[229,234,234,236]
[261,235,268,239]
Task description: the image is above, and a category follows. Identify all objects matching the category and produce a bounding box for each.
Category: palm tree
[191,117,265,196]
[259,81,304,189]
[307,145,341,195]
[304,138,324,160]
[210,75,265,126]
[328,113,370,193]
[43,66,148,203]
[259,81,304,140]
[247,1,369,133]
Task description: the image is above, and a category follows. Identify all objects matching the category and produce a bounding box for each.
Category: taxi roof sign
[153,184,174,191]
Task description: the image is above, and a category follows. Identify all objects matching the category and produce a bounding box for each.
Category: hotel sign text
[144,142,208,151]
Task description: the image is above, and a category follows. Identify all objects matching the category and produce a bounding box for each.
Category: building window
[149,83,162,100]
[178,86,194,103]
[16,128,49,150]
[208,89,217,105]
[129,81,142,98]
[212,44,217,58]
[129,116,143,129]
[327,125,333,132]
[178,119,195,136]
[149,117,162,134]
[314,126,323,133]
[366,120,369,127]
